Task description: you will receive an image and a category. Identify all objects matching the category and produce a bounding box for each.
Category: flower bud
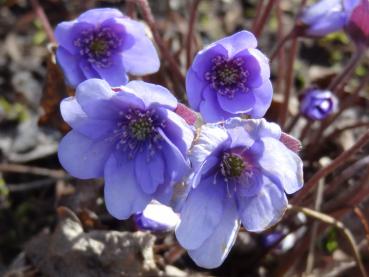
[298,0,360,37]
[300,88,338,120]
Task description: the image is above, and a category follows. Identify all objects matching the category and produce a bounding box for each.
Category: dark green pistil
[129,117,153,141]
[217,65,239,85]
[220,153,245,178]
[90,39,107,56]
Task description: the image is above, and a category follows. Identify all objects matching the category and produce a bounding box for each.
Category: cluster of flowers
[54,0,369,267]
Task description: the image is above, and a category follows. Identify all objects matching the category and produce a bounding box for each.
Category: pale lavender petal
[217,91,255,114]
[76,79,119,119]
[93,56,129,86]
[100,17,133,51]
[259,137,304,194]
[186,68,207,110]
[190,155,219,188]
[159,108,194,156]
[79,60,99,79]
[190,123,229,170]
[238,178,287,232]
[233,51,262,88]
[56,48,85,87]
[78,8,124,24]
[300,0,342,24]
[248,48,271,81]
[135,150,164,194]
[55,20,78,54]
[216,30,258,57]
[306,13,347,36]
[188,199,240,269]
[248,80,273,118]
[175,177,226,250]
[58,130,114,179]
[126,81,177,109]
[158,129,190,184]
[225,118,281,142]
[120,18,160,75]
[60,97,115,139]
[237,166,263,197]
[190,43,228,77]
[200,86,234,123]
[104,153,151,219]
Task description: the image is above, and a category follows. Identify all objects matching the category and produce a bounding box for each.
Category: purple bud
[133,202,179,232]
[346,0,369,49]
[300,89,338,120]
[298,0,360,37]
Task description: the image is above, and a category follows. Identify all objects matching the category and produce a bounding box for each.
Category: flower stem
[292,129,369,204]
[30,0,56,43]
[269,29,295,62]
[328,51,365,93]
[279,36,298,127]
[134,0,186,93]
[253,0,277,38]
[186,0,202,69]
[288,205,368,277]
[251,0,265,31]
[285,114,300,133]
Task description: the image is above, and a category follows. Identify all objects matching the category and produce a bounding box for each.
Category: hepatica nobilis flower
[300,88,338,120]
[299,0,360,37]
[58,79,194,219]
[175,118,303,268]
[186,31,273,123]
[55,8,160,87]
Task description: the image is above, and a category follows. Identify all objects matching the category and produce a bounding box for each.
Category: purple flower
[58,79,194,219]
[346,0,369,48]
[175,118,303,268]
[134,201,179,232]
[186,31,273,123]
[299,0,360,37]
[300,88,338,120]
[55,8,160,87]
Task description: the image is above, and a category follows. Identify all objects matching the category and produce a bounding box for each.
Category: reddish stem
[275,0,286,94]
[251,0,265,31]
[292,129,369,204]
[279,37,298,127]
[253,0,276,38]
[30,0,56,43]
[328,51,364,93]
[134,0,185,94]
[186,0,202,69]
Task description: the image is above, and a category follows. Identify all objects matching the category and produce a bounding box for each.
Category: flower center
[112,109,165,159]
[74,27,123,68]
[90,39,108,56]
[220,153,246,179]
[205,55,249,98]
[128,115,154,141]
